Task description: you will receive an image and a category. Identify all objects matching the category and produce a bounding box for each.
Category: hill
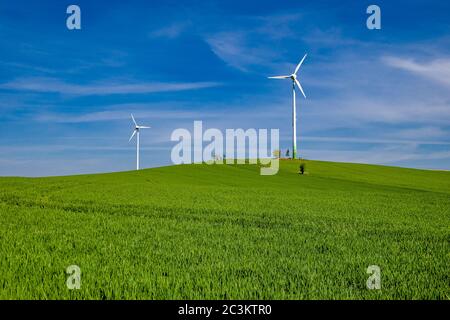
[0,159,449,299]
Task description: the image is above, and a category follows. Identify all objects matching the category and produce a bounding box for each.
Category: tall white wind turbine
[129,114,150,170]
[268,54,307,159]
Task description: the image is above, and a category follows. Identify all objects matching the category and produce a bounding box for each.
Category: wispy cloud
[299,89,450,132]
[383,56,450,87]
[0,60,57,74]
[304,145,450,168]
[205,31,276,72]
[0,77,221,96]
[149,22,190,39]
[302,135,450,146]
[252,13,302,40]
[302,27,365,48]
[32,100,291,124]
[35,108,212,123]
[204,13,302,72]
[395,126,448,139]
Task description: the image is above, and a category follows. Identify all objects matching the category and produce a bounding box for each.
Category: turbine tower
[129,114,150,170]
[268,54,307,159]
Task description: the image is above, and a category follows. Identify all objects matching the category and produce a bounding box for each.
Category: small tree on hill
[299,162,306,175]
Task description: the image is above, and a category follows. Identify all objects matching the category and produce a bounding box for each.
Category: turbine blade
[138,126,150,129]
[295,79,306,98]
[129,129,137,142]
[131,114,137,127]
[294,54,307,75]
[268,75,290,79]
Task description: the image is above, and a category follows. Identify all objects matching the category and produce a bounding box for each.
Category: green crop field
[0,159,449,299]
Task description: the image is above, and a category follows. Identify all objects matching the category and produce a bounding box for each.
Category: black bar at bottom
[0,300,447,318]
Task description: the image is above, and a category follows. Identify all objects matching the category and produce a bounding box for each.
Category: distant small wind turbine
[129,114,150,170]
[268,54,307,159]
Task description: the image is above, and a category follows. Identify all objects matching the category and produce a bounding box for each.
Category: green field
[0,159,449,299]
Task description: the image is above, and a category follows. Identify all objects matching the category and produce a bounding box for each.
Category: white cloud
[203,13,302,72]
[0,77,221,96]
[253,13,302,40]
[149,22,190,39]
[383,56,450,86]
[395,126,448,139]
[302,135,450,146]
[35,108,212,123]
[303,95,450,128]
[32,99,292,124]
[303,146,450,168]
[205,31,276,72]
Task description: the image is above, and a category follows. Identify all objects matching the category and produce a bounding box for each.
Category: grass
[0,159,449,299]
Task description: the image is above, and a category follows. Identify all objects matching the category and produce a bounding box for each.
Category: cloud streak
[203,13,303,72]
[35,108,213,123]
[149,22,190,39]
[302,135,450,146]
[383,56,450,86]
[205,31,276,72]
[0,77,221,96]
[303,146,450,169]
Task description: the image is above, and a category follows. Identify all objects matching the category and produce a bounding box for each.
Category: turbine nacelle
[135,125,150,130]
[268,53,307,98]
[129,114,150,141]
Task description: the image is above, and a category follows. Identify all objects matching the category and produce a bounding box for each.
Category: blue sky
[1,0,450,176]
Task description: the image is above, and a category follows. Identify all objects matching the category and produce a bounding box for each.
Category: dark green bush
[299,162,305,174]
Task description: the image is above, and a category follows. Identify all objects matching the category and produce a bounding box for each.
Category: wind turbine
[268,54,307,159]
[129,114,150,170]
